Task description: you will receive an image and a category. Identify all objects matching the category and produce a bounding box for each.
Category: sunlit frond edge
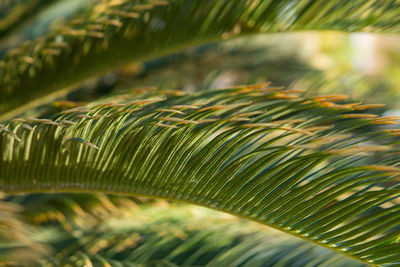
[1,84,400,265]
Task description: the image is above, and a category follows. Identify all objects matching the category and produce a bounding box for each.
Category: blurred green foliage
[1,1,400,266]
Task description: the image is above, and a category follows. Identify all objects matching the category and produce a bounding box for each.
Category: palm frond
[1,85,400,265]
[36,202,363,266]
[0,0,58,41]
[0,194,49,265]
[8,193,143,230]
[1,0,399,118]
[2,194,362,266]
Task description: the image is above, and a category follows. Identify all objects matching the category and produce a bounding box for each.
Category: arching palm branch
[1,0,400,266]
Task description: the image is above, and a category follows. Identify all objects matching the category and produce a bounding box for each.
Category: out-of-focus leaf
[1,85,400,265]
[0,194,49,265]
[1,0,400,119]
[0,0,58,40]
[37,202,363,266]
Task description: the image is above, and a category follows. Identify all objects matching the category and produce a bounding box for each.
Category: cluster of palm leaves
[1,0,400,266]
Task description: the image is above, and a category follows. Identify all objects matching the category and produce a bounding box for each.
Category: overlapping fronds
[9,193,143,230]
[0,0,57,40]
[35,203,362,267]
[1,84,400,265]
[1,0,400,118]
[0,194,49,265]
[0,196,361,266]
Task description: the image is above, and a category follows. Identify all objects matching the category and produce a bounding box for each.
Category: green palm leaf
[1,194,362,266]
[0,0,58,41]
[0,194,49,264]
[10,193,143,229]
[36,202,362,266]
[1,0,400,119]
[1,85,400,265]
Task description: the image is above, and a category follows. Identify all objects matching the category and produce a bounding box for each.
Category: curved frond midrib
[7,195,362,266]
[1,86,400,265]
[0,184,371,266]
